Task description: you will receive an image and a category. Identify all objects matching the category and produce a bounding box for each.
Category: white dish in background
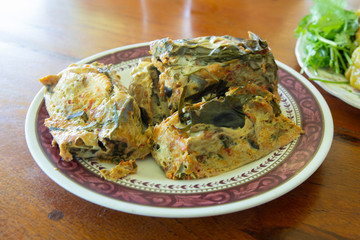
[25,43,333,218]
[295,36,360,109]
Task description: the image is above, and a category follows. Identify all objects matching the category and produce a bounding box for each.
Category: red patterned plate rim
[25,43,333,218]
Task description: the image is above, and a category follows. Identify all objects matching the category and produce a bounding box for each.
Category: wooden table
[1,0,360,239]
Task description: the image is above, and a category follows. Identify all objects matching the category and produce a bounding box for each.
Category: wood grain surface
[1,0,360,239]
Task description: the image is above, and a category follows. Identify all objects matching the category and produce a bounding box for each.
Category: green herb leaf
[180,94,250,130]
[295,0,359,74]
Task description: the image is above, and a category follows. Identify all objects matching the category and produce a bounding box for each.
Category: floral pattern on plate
[26,43,333,217]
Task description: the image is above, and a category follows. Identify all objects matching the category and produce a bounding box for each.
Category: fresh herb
[295,0,359,74]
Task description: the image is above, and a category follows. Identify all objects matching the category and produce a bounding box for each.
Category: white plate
[295,36,360,109]
[25,42,333,218]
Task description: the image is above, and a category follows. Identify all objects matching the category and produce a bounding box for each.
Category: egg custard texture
[40,62,151,179]
[150,84,303,180]
[40,33,303,181]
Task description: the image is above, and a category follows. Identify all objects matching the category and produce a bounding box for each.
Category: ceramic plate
[295,36,360,109]
[25,43,333,218]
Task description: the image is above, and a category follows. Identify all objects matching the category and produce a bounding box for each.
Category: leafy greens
[295,0,359,74]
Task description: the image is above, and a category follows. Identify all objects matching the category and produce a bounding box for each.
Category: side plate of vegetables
[295,0,360,109]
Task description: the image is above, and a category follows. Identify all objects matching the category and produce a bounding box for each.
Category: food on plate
[40,62,151,179]
[100,159,138,180]
[40,33,303,181]
[295,0,359,75]
[151,84,303,180]
[129,57,170,126]
[345,17,360,90]
[148,32,279,114]
[345,46,360,90]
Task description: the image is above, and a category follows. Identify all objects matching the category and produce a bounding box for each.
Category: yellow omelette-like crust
[39,34,304,181]
[40,62,151,169]
[151,84,303,180]
[129,57,170,126]
[100,159,138,180]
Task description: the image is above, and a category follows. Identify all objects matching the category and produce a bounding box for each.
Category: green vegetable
[179,94,250,130]
[152,34,269,65]
[295,0,359,74]
[178,84,283,131]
